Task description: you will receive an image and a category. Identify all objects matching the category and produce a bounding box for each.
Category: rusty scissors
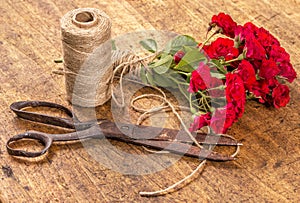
[6,101,241,161]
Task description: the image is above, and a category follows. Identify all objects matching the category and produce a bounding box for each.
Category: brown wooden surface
[1,0,300,202]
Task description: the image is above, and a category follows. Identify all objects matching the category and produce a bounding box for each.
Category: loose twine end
[139,159,207,197]
[138,134,240,197]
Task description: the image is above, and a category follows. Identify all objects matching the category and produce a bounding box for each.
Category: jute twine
[61,8,113,107]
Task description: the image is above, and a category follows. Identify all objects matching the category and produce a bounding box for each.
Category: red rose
[235,22,259,42]
[236,60,257,90]
[210,107,227,134]
[189,113,211,132]
[188,62,211,93]
[188,62,223,93]
[272,83,290,108]
[267,78,279,89]
[210,12,237,38]
[235,22,267,60]
[203,38,239,61]
[251,80,270,103]
[259,59,280,80]
[225,73,246,103]
[210,103,237,134]
[245,35,266,60]
[278,62,297,83]
[244,22,260,35]
[250,59,263,72]
[269,45,290,63]
[269,45,296,83]
[225,73,246,119]
[257,27,280,52]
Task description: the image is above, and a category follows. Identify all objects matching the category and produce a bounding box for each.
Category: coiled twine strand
[61,8,112,107]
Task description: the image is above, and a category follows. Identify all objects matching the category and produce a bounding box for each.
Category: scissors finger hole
[8,139,46,153]
[6,132,52,157]
[22,106,71,119]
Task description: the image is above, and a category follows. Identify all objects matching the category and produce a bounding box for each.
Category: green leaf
[210,72,226,79]
[168,71,188,83]
[174,49,207,72]
[146,71,155,86]
[151,55,173,74]
[210,59,227,74]
[157,52,168,60]
[139,39,157,53]
[164,35,198,55]
[182,46,195,53]
[178,83,190,100]
[140,66,148,84]
[153,73,177,87]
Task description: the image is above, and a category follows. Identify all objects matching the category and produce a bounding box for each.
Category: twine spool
[61,8,112,107]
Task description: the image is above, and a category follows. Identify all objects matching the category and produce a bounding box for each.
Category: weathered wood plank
[0,0,299,202]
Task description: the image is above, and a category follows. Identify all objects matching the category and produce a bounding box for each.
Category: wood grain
[0,0,299,202]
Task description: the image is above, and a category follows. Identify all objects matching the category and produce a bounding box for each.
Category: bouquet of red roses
[139,12,296,135]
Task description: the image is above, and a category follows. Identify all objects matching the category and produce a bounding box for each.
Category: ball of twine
[61,8,112,107]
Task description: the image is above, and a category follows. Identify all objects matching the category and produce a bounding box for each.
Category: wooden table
[0,0,299,202]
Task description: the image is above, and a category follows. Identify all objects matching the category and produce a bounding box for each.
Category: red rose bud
[174,50,185,64]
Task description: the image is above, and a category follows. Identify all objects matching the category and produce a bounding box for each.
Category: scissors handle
[6,131,53,157]
[6,125,104,158]
[10,101,76,129]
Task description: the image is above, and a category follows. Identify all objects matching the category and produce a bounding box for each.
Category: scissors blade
[127,139,234,161]
[165,129,241,146]
[99,121,241,146]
